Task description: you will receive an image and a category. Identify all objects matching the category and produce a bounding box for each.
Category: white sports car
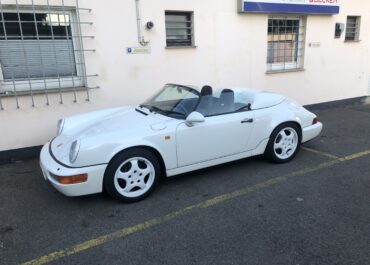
[40,84,323,202]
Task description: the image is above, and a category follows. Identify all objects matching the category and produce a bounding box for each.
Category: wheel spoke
[281,130,289,138]
[130,159,140,172]
[123,183,133,193]
[278,132,285,141]
[138,182,146,189]
[116,171,131,181]
[139,167,151,177]
[275,141,284,149]
[281,147,289,156]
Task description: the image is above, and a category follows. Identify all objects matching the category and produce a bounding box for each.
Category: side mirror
[185,112,205,127]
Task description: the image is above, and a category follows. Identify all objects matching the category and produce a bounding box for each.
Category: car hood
[50,106,168,165]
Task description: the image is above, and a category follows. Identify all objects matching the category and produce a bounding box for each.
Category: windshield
[141,84,200,119]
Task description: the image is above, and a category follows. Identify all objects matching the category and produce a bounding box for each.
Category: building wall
[0,0,369,151]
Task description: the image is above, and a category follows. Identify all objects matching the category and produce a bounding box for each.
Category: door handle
[241,118,254,123]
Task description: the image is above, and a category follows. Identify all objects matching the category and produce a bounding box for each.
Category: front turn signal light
[58,174,88,185]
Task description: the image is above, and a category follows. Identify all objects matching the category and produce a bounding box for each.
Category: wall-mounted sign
[239,0,340,15]
[126,47,151,54]
[309,42,321,47]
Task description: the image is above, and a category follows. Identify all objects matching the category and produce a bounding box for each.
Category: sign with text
[239,0,340,14]
[126,47,151,54]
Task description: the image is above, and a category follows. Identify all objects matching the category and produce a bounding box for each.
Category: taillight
[312,117,318,125]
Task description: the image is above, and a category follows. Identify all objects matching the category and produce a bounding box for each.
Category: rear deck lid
[252,91,286,109]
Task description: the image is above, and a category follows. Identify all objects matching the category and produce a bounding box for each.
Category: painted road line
[302,146,339,159]
[22,149,370,265]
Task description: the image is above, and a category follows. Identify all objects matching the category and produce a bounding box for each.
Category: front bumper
[302,122,323,143]
[40,142,107,197]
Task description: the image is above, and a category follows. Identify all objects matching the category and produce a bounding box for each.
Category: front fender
[74,128,178,170]
[107,140,172,170]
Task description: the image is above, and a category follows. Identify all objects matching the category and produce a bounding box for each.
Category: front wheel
[265,123,301,163]
[104,148,161,202]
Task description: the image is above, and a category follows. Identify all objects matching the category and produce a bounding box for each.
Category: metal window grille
[345,16,361,41]
[165,11,194,47]
[267,16,306,72]
[0,0,97,110]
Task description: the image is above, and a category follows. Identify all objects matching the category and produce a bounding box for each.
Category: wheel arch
[269,118,303,139]
[274,120,302,134]
[106,145,167,178]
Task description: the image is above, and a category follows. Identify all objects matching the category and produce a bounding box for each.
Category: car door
[176,111,255,167]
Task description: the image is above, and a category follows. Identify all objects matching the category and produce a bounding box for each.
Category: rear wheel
[104,148,161,202]
[265,123,301,163]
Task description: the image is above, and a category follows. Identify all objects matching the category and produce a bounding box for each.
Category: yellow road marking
[22,149,370,265]
[302,146,339,159]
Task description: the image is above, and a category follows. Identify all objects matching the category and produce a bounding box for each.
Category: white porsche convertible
[40,84,322,202]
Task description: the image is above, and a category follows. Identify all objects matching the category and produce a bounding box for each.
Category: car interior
[159,85,253,119]
[195,86,252,117]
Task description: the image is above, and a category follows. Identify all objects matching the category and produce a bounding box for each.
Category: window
[0,9,84,93]
[165,11,194,47]
[345,16,361,41]
[267,16,306,72]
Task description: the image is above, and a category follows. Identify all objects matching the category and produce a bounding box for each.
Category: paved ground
[1,103,370,265]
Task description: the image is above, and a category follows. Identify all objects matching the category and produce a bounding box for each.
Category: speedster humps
[40,84,322,202]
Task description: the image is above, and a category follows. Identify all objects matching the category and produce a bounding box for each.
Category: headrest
[220,89,234,104]
[201,85,213,96]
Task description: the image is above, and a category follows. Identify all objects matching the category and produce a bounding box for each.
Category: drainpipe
[135,0,149,46]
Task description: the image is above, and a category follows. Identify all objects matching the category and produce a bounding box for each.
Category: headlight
[57,119,65,136]
[69,140,80,164]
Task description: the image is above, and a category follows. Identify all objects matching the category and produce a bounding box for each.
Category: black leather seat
[201,85,212,97]
[219,89,235,113]
[197,86,214,116]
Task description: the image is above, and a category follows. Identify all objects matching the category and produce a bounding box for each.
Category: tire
[264,122,302,163]
[104,148,161,202]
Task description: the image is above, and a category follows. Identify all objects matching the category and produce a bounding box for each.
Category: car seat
[219,89,235,113]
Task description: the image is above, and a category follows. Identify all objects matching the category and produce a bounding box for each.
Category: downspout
[135,0,149,46]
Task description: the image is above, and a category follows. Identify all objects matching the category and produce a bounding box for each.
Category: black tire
[103,148,161,203]
[264,122,302,163]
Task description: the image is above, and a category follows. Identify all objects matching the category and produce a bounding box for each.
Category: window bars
[165,11,194,47]
[267,16,306,72]
[345,16,361,41]
[0,0,97,110]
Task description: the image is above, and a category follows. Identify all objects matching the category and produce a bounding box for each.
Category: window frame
[165,10,195,48]
[345,16,361,42]
[0,7,84,94]
[266,15,306,73]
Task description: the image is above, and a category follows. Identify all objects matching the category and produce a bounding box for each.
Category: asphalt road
[1,103,370,265]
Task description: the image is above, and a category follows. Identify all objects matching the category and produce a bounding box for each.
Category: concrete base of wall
[0,146,42,165]
[0,96,369,165]
[305,96,368,110]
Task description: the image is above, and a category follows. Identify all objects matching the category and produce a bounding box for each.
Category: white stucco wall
[0,0,369,151]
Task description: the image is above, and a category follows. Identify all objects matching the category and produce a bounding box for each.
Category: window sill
[344,39,361,43]
[0,86,98,97]
[165,45,197,49]
[266,68,305,75]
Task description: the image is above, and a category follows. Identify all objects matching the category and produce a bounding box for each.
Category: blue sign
[240,0,340,15]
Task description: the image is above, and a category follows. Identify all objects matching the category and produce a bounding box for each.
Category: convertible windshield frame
[141,84,201,120]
